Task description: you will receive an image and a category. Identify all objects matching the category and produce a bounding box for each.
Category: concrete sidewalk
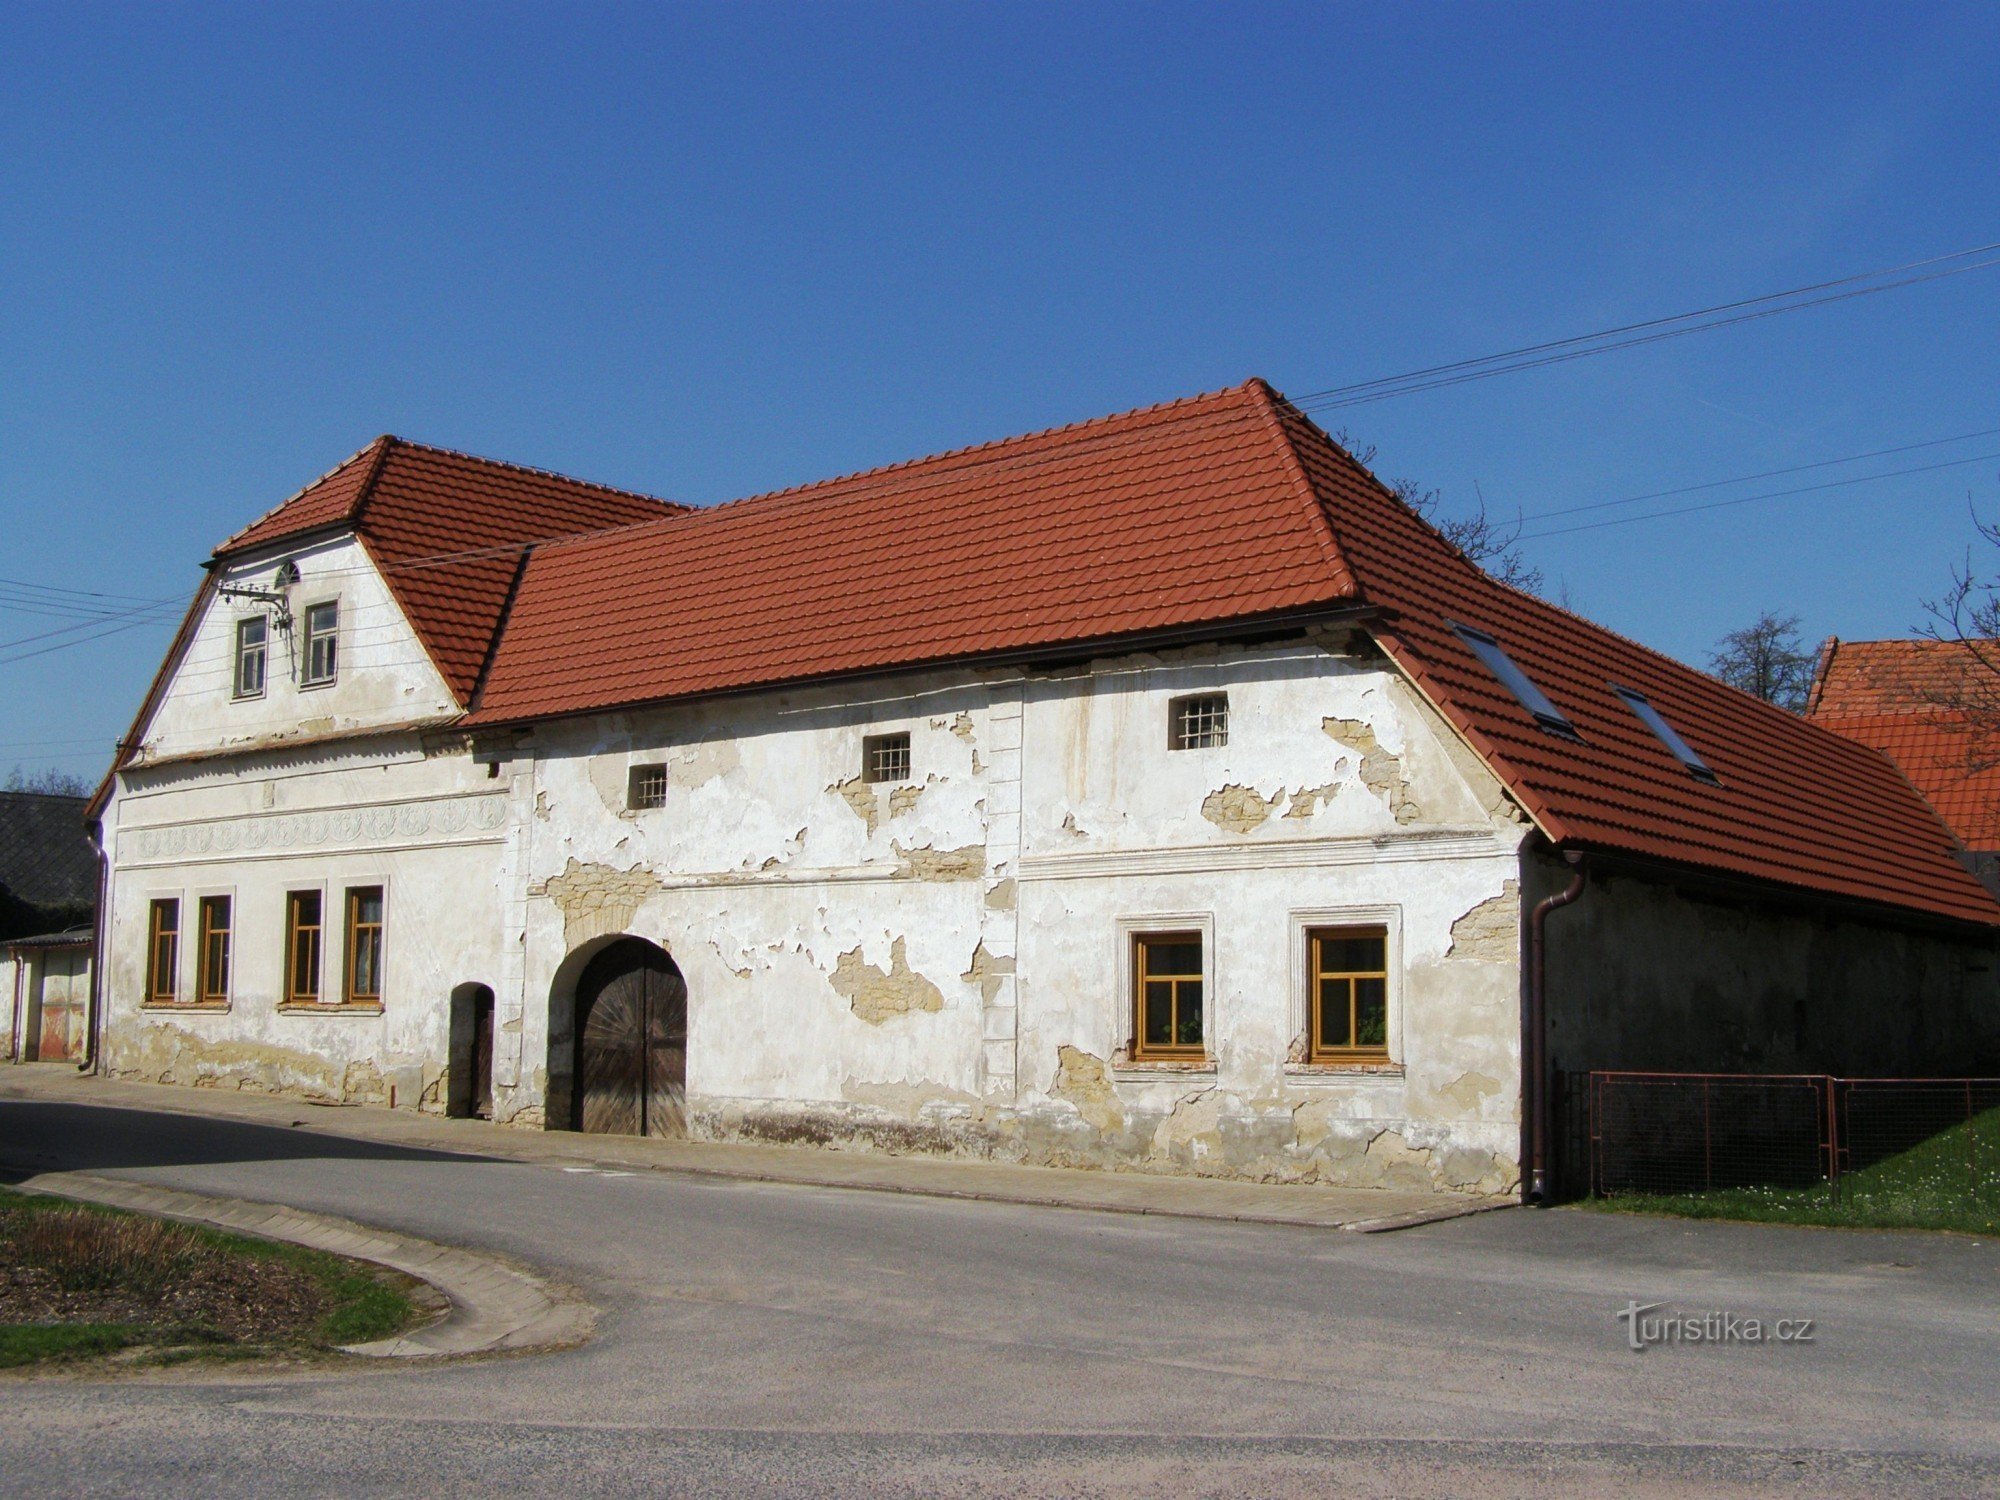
[0,1066,1511,1233]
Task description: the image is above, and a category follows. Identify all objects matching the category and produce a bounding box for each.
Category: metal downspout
[81,822,110,1074]
[1528,849,1587,1203]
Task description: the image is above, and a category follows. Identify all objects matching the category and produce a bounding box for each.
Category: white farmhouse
[87,380,2000,1198]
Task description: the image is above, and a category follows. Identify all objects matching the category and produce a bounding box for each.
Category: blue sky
[3,2,1997,783]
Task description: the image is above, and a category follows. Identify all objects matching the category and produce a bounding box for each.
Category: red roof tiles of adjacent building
[156,382,1997,928]
[1806,637,2000,850]
[213,437,684,700]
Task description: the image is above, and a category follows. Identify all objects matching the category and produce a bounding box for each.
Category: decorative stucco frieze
[119,792,510,867]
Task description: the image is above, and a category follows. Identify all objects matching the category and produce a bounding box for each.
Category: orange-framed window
[344,886,384,1006]
[146,899,179,1004]
[285,890,323,1004]
[1307,926,1389,1061]
[196,895,232,1004]
[1132,931,1206,1061]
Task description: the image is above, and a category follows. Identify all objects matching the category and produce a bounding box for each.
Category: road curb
[5,1168,596,1358]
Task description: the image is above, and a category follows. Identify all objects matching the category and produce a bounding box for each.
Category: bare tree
[1919,501,2000,735]
[1708,611,1816,711]
[5,765,92,797]
[1334,430,1545,596]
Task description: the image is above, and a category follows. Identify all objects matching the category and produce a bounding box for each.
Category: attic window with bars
[1614,687,1720,784]
[627,764,669,810]
[1451,624,1580,741]
[863,732,911,784]
[1170,693,1228,750]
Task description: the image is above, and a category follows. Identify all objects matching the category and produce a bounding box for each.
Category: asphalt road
[3,1097,1997,1498]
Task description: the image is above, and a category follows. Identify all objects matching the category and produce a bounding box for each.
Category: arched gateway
[571,938,688,1137]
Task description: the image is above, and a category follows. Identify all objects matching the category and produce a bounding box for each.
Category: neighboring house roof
[1805,637,2000,850]
[5,924,94,951]
[115,380,2000,929]
[0,793,98,911]
[214,436,686,699]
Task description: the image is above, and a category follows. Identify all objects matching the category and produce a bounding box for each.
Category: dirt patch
[0,1191,417,1369]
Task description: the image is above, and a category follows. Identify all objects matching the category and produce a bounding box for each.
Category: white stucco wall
[140,534,461,764]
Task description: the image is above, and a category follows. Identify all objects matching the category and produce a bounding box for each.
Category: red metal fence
[1584,1071,2000,1204]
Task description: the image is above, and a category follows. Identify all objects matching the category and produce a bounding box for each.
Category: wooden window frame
[1168,692,1228,751]
[301,599,339,687]
[146,898,180,1005]
[1305,925,1391,1062]
[627,763,669,811]
[195,894,232,1005]
[233,615,268,700]
[284,889,324,1005]
[862,731,911,785]
[1130,929,1209,1063]
[343,885,385,1007]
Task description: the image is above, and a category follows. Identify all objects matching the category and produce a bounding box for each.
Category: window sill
[1285,1061,1403,1080]
[276,1002,384,1016]
[139,1002,230,1014]
[1111,1057,1216,1080]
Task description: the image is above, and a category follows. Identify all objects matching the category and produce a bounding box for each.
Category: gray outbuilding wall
[1529,843,2000,1083]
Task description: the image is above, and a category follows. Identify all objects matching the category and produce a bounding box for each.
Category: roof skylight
[1614,686,1719,784]
[1451,624,1580,740]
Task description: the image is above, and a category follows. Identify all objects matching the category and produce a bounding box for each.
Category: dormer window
[1614,686,1719,784]
[302,601,339,686]
[233,617,267,700]
[1451,623,1580,741]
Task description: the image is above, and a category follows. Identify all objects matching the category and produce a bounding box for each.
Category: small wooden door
[574,940,687,1137]
[35,951,86,1063]
[471,990,494,1119]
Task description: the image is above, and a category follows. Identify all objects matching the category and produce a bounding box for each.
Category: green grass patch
[0,1322,147,1368]
[0,1186,423,1366]
[1590,1105,2000,1235]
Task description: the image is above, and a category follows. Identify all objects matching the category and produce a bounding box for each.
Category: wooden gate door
[574,940,687,1137]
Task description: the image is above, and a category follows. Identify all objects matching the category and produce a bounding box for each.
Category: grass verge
[1588,1105,2000,1235]
[0,1186,422,1369]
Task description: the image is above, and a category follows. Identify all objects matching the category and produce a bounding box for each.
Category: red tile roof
[1806,636,1988,716]
[468,384,1355,721]
[164,382,1997,929]
[213,438,684,700]
[1806,638,2000,850]
[1806,711,2000,849]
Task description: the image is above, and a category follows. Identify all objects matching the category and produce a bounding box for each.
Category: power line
[1515,425,2000,524]
[1517,449,2000,541]
[1292,239,2000,411]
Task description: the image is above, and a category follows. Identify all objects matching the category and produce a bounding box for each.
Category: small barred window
[863,732,911,784]
[1169,693,1228,750]
[628,764,669,810]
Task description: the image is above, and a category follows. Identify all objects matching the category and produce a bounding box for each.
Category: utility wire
[1515,425,2000,524]
[1517,449,2000,540]
[1291,240,2000,409]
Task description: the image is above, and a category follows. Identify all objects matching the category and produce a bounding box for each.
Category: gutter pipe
[1527,848,1587,1203]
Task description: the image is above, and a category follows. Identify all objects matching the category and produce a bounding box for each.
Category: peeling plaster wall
[105,614,1536,1192]
[518,641,1530,1194]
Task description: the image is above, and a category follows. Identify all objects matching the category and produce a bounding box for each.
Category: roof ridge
[213,436,391,555]
[381,437,690,511]
[343,434,400,531]
[480,380,1278,564]
[1240,379,1359,586]
[687,379,1264,518]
